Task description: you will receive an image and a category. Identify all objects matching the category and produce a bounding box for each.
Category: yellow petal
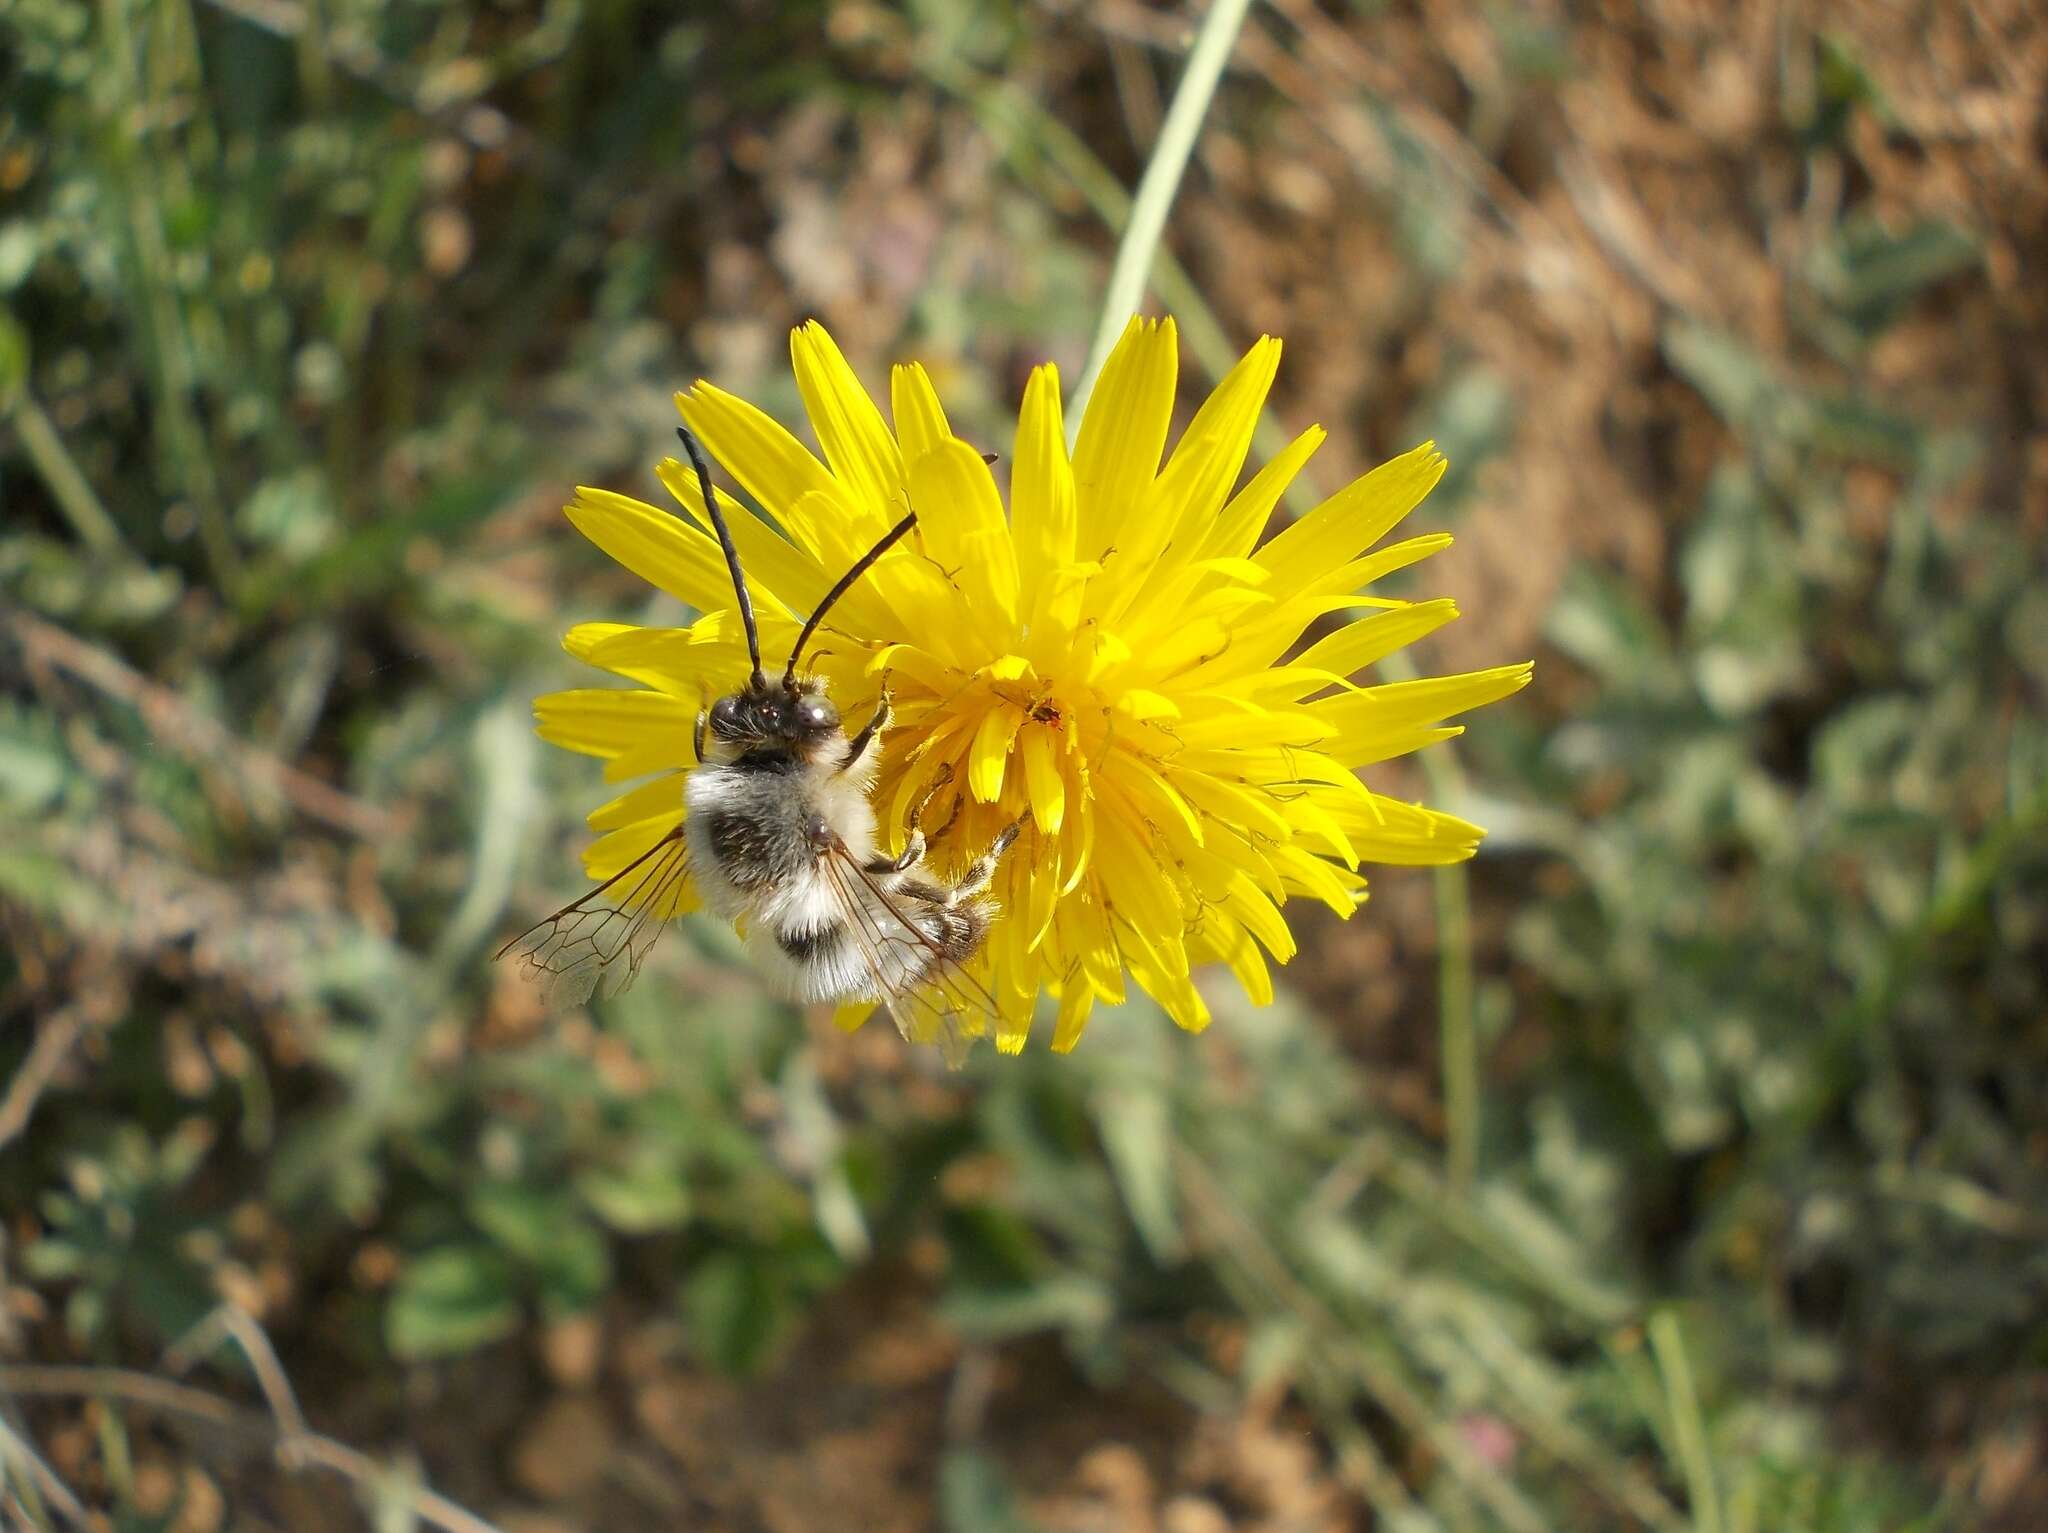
[1011,364,1076,613]
[1104,751,1203,847]
[1284,599,1461,691]
[1059,759,1097,895]
[906,438,1018,630]
[1322,532,1457,593]
[1020,726,1067,834]
[1072,316,1178,560]
[1272,841,1361,917]
[1117,689,1180,721]
[966,701,1024,802]
[1326,794,1489,865]
[564,487,743,615]
[890,361,952,459]
[563,622,702,691]
[676,385,860,565]
[1312,662,1534,758]
[581,809,690,886]
[1152,336,1282,538]
[1079,923,1128,1005]
[1216,920,1275,1005]
[587,774,686,832]
[1255,441,1446,592]
[1148,965,1212,1032]
[865,640,960,696]
[1282,793,1358,870]
[563,622,634,663]
[1118,606,1236,681]
[1176,538,1456,691]
[1175,771,1293,843]
[1024,561,1096,673]
[832,1000,878,1033]
[1193,425,1326,565]
[1051,984,1094,1052]
[1169,708,1334,752]
[883,710,976,831]
[1096,803,1187,953]
[536,689,695,763]
[1088,340,1282,625]
[789,321,903,529]
[1224,872,1297,962]
[583,628,750,699]
[653,456,826,617]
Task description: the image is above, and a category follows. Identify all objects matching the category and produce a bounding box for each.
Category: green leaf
[1092,1082,1181,1262]
[466,1182,573,1264]
[386,1245,521,1359]
[938,1448,1043,1533]
[683,1252,783,1374]
[0,306,27,410]
[1807,216,1979,337]
[941,1274,1115,1342]
[535,1222,612,1319]
[577,1155,692,1234]
[1546,564,1681,695]
[0,704,70,811]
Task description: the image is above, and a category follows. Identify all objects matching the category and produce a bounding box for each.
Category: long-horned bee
[501,427,1024,1060]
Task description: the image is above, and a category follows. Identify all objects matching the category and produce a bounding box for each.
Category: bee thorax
[684,757,877,925]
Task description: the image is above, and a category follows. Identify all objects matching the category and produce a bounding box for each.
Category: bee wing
[815,842,1004,1069]
[496,828,694,1007]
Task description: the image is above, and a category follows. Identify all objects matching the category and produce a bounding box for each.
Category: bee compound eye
[709,696,739,730]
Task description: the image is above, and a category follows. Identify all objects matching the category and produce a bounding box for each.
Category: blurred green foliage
[3,1,2043,1529]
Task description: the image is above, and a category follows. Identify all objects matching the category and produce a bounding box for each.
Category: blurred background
[3,0,2045,1528]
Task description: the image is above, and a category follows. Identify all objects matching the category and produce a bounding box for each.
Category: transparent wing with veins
[816,838,1005,1068]
[495,828,694,1007]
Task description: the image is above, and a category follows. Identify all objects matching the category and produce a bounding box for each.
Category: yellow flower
[536,317,1530,1052]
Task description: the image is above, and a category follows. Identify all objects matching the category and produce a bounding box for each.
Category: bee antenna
[678,424,764,689]
[785,510,917,688]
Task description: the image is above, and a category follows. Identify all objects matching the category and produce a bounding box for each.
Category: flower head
[536,317,1529,1051]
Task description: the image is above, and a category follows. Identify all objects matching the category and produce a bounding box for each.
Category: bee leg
[840,682,892,772]
[862,766,945,876]
[947,816,1026,902]
[915,762,967,848]
[863,830,924,876]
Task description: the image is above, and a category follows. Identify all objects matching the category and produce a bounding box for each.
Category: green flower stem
[1649,1310,1724,1533]
[9,392,130,559]
[1435,857,1477,1193]
[1066,0,1257,433]
[923,53,1320,512]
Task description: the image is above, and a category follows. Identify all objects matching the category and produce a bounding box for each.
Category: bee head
[705,677,840,758]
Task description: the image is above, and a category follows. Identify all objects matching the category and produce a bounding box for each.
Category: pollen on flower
[534,316,1531,1053]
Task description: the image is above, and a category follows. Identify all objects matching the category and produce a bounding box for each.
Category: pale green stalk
[1435,858,1478,1193]
[1648,1311,1724,1533]
[9,392,130,558]
[1067,0,1257,435]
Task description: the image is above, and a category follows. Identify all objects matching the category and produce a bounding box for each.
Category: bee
[500,426,1025,1062]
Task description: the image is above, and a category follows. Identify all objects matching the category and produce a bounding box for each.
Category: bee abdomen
[700,804,797,891]
[775,923,846,964]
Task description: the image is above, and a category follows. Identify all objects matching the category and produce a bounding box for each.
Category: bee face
[706,679,841,757]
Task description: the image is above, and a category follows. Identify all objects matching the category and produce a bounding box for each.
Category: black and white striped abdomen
[747,873,989,1004]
